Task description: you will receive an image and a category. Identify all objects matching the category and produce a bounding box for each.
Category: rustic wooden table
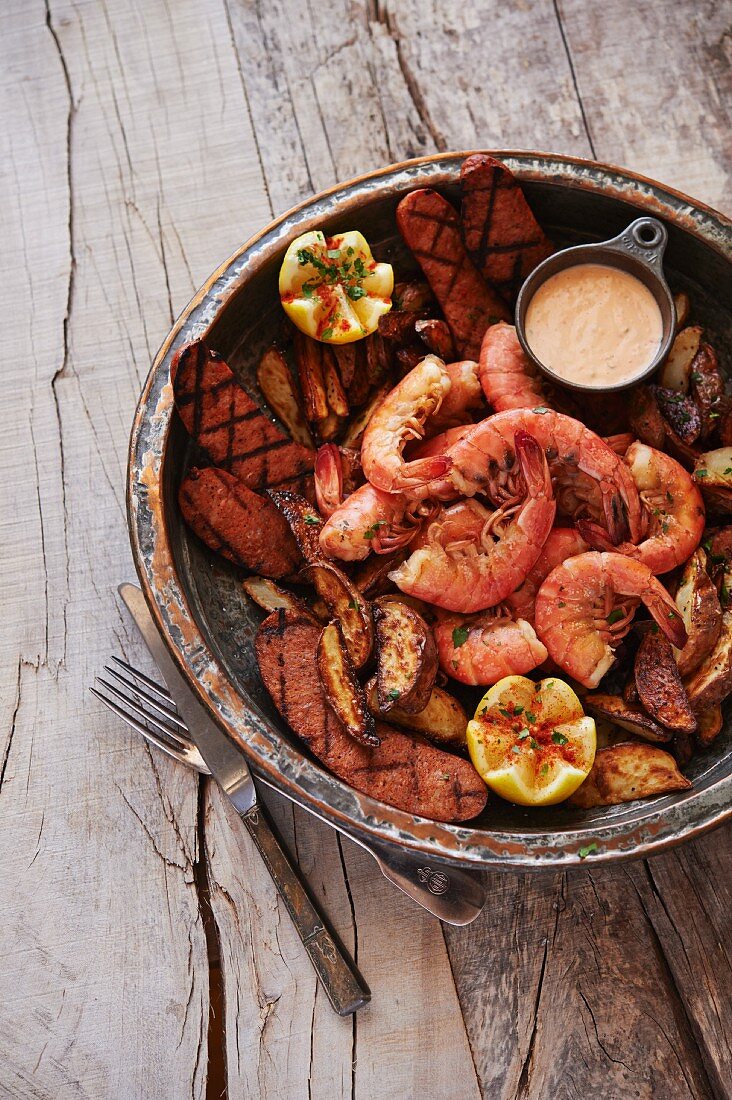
[2,2,730,1097]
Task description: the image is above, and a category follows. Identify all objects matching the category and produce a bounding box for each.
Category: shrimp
[360,354,453,492]
[319,481,435,562]
[389,430,555,612]
[578,442,705,575]
[427,359,484,433]
[434,610,548,686]
[478,322,548,411]
[506,527,588,623]
[433,407,643,544]
[534,551,687,688]
[314,444,363,518]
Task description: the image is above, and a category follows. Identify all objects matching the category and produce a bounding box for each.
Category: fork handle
[240,802,370,1015]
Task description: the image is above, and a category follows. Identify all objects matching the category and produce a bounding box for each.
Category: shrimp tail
[400,453,453,488]
[514,430,552,498]
[646,590,688,650]
[602,487,631,545]
[576,518,618,553]
[315,444,343,518]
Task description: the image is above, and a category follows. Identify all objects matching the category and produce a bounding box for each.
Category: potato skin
[584,693,671,743]
[634,631,697,734]
[673,549,722,676]
[684,609,732,713]
[374,598,438,714]
[568,742,691,808]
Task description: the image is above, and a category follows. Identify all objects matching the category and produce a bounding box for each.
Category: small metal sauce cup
[515,216,676,393]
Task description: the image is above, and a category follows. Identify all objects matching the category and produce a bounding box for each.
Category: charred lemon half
[279,229,393,344]
[467,675,596,806]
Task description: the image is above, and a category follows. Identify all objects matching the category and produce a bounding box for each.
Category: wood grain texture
[2,0,730,1097]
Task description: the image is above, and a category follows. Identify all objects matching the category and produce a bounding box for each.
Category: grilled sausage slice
[172,340,315,497]
[396,188,510,360]
[460,154,553,304]
[179,467,301,578]
[255,609,487,822]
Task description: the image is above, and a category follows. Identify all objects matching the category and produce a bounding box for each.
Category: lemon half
[279,230,393,344]
[467,675,596,806]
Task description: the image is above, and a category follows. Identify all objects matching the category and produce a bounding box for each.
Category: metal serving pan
[127,152,732,870]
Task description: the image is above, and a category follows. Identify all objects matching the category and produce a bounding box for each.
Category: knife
[119,583,370,1016]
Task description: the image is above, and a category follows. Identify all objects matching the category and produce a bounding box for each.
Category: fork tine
[94,677,189,750]
[103,664,188,731]
[110,655,175,704]
[90,686,196,765]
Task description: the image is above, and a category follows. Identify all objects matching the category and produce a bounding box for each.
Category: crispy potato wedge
[690,341,724,439]
[268,489,324,563]
[674,292,691,331]
[651,385,701,445]
[317,622,379,747]
[243,576,314,618]
[593,717,631,750]
[395,345,427,374]
[673,549,722,675]
[684,608,732,712]
[414,318,457,361]
[364,676,468,750]
[331,343,358,389]
[568,742,691,808]
[378,310,419,344]
[671,732,695,767]
[393,280,436,312]
[352,548,407,598]
[694,447,732,512]
[340,382,391,450]
[321,346,349,417]
[373,597,438,714]
[622,678,640,705]
[659,325,702,392]
[256,346,315,449]
[584,693,671,743]
[628,387,666,450]
[293,331,329,422]
[696,705,723,747]
[365,332,391,386]
[635,631,697,734]
[301,561,374,668]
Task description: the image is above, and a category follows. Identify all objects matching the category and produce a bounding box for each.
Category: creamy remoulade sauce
[524,263,663,387]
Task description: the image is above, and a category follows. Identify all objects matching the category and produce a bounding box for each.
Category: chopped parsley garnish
[607,608,625,626]
[452,625,469,648]
[303,514,321,526]
[552,730,569,745]
[540,764,550,776]
[363,520,387,540]
[513,705,524,716]
[696,468,708,478]
[388,689,401,700]
[321,327,334,340]
[525,710,537,724]
[579,843,598,859]
[530,738,540,750]
[517,729,530,740]
[511,745,521,754]
[347,599,360,611]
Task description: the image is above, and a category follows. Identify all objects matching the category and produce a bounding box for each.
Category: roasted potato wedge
[690,341,724,439]
[340,382,391,450]
[635,631,697,734]
[293,331,329,422]
[583,693,671,743]
[696,705,723,747]
[365,332,391,386]
[317,622,379,747]
[321,346,349,417]
[353,548,407,598]
[364,676,468,750]
[628,387,666,450]
[256,346,315,448]
[673,292,691,331]
[658,325,702,392]
[378,310,419,344]
[694,447,732,512]
[243,575,314,618]
[414,318,457,361]
[395,345,426,374]
[684,608,732,712]
[331,343,358,390]
[393,280,436,312]
[673,549,722,675]
[301,561,374,668]
[373,597,438,714]
[268,489,324,563]
[651,385,701,446]
[568,742,691,808]
[593,717,631,750]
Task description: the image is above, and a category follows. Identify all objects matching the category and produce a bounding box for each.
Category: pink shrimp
[389,430,555,612]
[434,610,548,686]
[360,354,453,492]
[578,442,705,575]
[506,527,589,623]
[433,407,643,544]
[319,481,435,562]
[314,444,363,518]
[426,359,484,433]
[534,551,687,688]
[478,322,548,411]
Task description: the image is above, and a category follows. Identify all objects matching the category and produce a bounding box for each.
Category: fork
[92,658,485,927]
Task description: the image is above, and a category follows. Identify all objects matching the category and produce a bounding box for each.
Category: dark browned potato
[340,382,391,450]
[684,607,732,712]
[268,489,325,563]
[651,386,702,446]
[256,346,315,448]
[317,622,380,747]
[583,693,671,743]
[364,677,467,750]
[293,331,329,422]
[690,341,724,439]
[301,561,374,668]
[568,742,692,808]
[393,280,436,312]
[352,548,408,598]
[414,318,457,361]
[373,597,438,714]
[321,345,349,417]
[243,576,315,619]
[378,310,419,344]
[628,387,666,450]
[658,324,701,392]
[693,447,732,513]
[672,549,722,675]
[634,631,697,734]
[696,706,723,747]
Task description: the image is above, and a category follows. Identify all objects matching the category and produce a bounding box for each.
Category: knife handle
[240,803,370,1016]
